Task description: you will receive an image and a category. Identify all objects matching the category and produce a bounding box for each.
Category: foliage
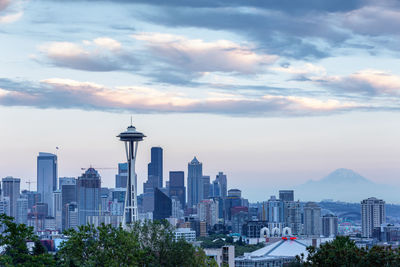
[0,214,55,267]
[57,220,215,267]
[293,236,400,267]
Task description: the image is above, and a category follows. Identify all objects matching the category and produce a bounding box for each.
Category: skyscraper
[60,177,77,231]
[37,152,57,216]
[361,197,386,238]
[215,172,227,199]
[169,171,186,209]
[2,177,20,218]
[187,157,202,207]
[153,187,171,221]
[77,168,101,226]
[16,198,28,225]
[322,214,338,237]
[148,147,163,188]
[265,196,285,223]
[279,190,294,202]
[115,163,128,188]
[201,175,211,201]
[304,202,321,236]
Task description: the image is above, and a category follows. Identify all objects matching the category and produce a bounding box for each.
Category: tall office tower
[171,196,184,219]
[200,176,211,201]
[77,168,101,226]
[225,189,242,221]
[285,201,302,235]
[37,152,57,216]
[187,157,203,207]
[198,199,219,228]
[20,190,41,212]
[215,172,227,199]
[279,190,294,202]
[322,214,338,237]
[16,198,28,225]
[148,147,163,188]
[169,171,186,209]
[361,197,386,238]
[115,163,128,188]
[65,202,78,230]
[118,124,146,226]
[0,197,10,216]
[153,188,171,221]
[60,178,77,231]
[53,190,62,231]
[2,177,21,219]
[304,202,321,236]
[265,196,284,223]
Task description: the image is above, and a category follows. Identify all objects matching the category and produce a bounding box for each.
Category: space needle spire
[117,123,146,228]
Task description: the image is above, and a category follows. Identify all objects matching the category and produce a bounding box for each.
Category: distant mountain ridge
[295,168,399,203]
[305,168,373,185]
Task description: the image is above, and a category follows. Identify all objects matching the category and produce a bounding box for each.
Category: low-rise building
[174,228,196,242]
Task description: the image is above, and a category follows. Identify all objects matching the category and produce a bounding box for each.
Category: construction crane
[26,180,36,191]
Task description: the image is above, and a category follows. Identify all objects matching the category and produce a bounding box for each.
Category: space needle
[117,123,146,228]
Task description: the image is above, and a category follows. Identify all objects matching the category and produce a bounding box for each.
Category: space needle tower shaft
[117,124,146,228]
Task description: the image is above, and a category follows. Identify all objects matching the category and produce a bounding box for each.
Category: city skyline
[2,0,400,202]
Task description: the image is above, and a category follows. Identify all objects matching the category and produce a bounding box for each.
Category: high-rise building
[361,197,386,238]
[322,214,338,237]
[284,201,302,235]
[0,197,10,216]
[201,176,211,201]
[2,177,20,218]
[171,196,184,219]
[20,190,41,212]
[148,147,163,188]
[37,152,57,216]
[187,157,202,207]
[61,178,77,231]
[264,196,284,223]
[77,168,101,226]
[304,202,321,236]
[279,190,294,202]
[16,198,28,225]
[153,188,171,221]
[225,189,242,221]
[198,199,219,228]
[65,202,78,230]
[169,171,185,209]
[215,172,227,199]
[115,163,128,188]
[53,190,62,231]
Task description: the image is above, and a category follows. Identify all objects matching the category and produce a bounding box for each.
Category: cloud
[133,33,278,74]
[0,77,362,116]
[311,69,400,96]
[36,37,138,72]
[0,0,23,24]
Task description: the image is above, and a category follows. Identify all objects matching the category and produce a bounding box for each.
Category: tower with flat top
[117,124,145,227]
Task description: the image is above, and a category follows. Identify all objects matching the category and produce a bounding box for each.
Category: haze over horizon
[1,0,400,202]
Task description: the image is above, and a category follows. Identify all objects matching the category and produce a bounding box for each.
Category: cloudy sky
[1,0,400,201]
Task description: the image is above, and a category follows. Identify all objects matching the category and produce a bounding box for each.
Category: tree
[293,236,400,267]
[57,220,215,267]
[0,214,55,267]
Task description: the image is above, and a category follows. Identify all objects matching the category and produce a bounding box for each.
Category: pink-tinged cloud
[37,38,137,71]
[0,78,360,116]
[0,0,23,24]
[0,0,10,11]
[133,33,278,74]
[312,69,400,96]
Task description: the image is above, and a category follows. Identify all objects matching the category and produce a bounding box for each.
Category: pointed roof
[190,156,200,164]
